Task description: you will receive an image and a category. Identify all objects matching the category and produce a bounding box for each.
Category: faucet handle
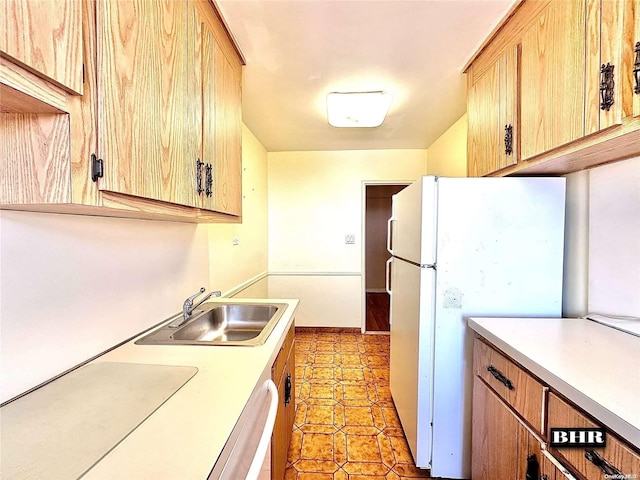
[186,287,206,304]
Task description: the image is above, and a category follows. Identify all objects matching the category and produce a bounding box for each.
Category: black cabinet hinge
[91,153,103,182]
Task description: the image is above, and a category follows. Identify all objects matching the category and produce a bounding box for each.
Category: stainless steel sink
[135,303,287,347]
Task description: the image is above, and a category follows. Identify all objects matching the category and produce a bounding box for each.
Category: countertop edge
[468,317,640,450]
[80,298,300,480]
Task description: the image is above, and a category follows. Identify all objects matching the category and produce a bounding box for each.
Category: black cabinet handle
[487,365,515,390]
[525,454,539,480]
[504,124,513,156]
[205,163,213,197]
[284,373,292,406]
[599,63,615,111]
[633,42,640,95]
[585,449,622,476]
[196,159,204,195]
[91,153,104,182]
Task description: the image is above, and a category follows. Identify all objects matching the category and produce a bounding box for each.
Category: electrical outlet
[345,234,355,244]
[232,236,240,246]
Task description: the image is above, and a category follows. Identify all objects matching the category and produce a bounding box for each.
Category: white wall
[0,124,268,402]
[562,170,590,317]
[267,149,427,327]
[588,157,640,316]
[206,125,269,294]
[426,113,468,177]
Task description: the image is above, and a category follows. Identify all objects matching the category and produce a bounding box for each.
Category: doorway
[363,183,409,332]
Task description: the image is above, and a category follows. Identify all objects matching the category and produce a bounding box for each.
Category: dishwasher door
[208,376,278,480]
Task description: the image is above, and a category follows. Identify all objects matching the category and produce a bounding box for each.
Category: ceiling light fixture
[326,91,392,128]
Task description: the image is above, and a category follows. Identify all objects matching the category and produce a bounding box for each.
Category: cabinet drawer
[473,339,546,435]
[272,323,294,383]
[547,393,640,478]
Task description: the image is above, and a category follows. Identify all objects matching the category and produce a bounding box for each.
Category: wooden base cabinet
[548,393,640,479]
[271,323,295,480]
[472,337,640,480]
[472,376,555,480]
[472,377,520,479]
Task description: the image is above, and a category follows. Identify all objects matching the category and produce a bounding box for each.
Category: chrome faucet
[168,287,221,328]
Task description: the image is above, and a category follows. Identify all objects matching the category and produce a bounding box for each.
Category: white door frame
[360,181,412,333]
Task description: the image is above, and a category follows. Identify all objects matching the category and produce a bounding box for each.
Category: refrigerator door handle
[385,257,393,295]
[387,217,395,254]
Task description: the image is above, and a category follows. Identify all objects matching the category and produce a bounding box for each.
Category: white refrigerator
[385,176,566,479]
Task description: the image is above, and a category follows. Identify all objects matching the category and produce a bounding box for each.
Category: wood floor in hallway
[285,329,431,479]
[365,293,390,332]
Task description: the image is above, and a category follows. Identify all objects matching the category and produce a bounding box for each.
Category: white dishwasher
[208,371,279,480]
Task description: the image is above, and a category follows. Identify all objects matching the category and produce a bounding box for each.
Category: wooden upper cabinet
[625,0,640,119]
[1,0,83,95]
[467,46,518,177]
[196,0,242,216]
[1,0,242,221]
[520,0,587,161]
[586,0,625,135]
[96,0,197,208]
[466,0,640,175]
[214,42,242,217]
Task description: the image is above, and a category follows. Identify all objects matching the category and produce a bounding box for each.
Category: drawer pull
[284,373,292,406]
[487,365,515,390]
[584,449,622,476]
[525,454,539,480]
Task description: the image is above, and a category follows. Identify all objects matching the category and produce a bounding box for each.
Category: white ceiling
[216,0,514,152]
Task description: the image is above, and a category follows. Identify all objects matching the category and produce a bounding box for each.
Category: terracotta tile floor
[285,330,431,479]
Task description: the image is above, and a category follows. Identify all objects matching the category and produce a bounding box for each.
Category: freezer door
[389,176,437,265]
[389,257,435,469]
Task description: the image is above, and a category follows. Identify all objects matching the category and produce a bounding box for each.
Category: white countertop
[468,317,640,450]
[3,298,298,480]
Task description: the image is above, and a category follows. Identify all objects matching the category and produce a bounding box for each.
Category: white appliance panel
[390,176,437,265]
[430,177,565,478]
[388,176,566,480]
[389,257,435,468]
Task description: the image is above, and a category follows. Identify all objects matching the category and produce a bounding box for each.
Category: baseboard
[295,327,362,334]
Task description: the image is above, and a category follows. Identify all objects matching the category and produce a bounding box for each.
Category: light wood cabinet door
[471,377,519,479]
[516,421,545,480]
[214,42,242,216]
[548,392,640,479]
[1,0,83,95]
[520,0,587,160]
[192,0,242,215]
[467,46,518,177]
[628,0,640,118]
[96,0,196,208]
[200,14,216,212]
[586,0,625,135]
[271,324,295,480]
[272,351,294,480]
